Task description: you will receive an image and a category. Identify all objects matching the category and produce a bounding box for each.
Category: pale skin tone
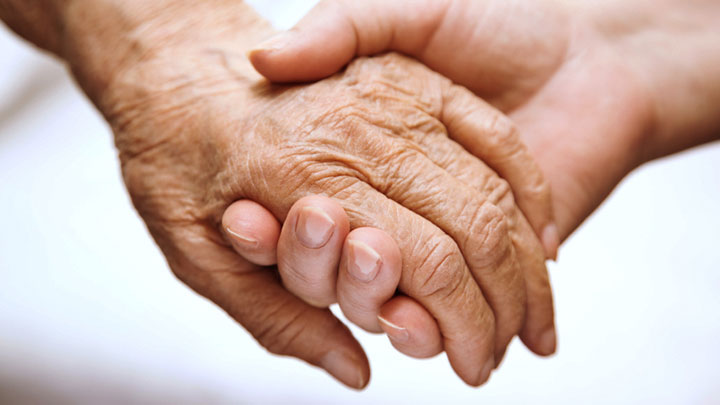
[0,0,561,389]
[222,0,720,387]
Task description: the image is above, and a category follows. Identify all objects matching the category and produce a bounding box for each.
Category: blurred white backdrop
[1,1,719,403]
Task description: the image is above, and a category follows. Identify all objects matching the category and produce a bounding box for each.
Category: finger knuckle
[465,203,512,269]
[255,143,363,201]
[410,235,468,300]
[484,177,516,215]
[526,172,553,207]
[484,113,521,153]
[370,146,448,204]
[478,114,553,212]
[255,307,309,357]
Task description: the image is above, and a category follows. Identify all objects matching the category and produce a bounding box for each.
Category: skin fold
[0,0,560,389]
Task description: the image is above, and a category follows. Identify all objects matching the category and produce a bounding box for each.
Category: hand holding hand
[1,0,566,388]
[249,0,720,239]
[104,44,555,386]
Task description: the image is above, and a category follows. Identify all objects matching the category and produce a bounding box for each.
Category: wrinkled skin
[232,0,654,384]
[102,44,553,387]
[232,0,720,386]
[3,0,718,393]
[0,0,556,388]
[250,0,719,239]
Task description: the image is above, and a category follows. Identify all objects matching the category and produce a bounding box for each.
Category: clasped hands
[98,0,658,389]
[1,0,714,390]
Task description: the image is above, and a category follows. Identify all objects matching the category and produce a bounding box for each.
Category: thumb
[215,271,371,389]
[163,228,370,389]
[248,0,449,82]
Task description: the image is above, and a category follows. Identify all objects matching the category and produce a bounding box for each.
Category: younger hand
[248,0,659,239]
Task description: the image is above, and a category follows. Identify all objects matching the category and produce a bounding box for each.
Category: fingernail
[542,224,560,261]
[378,315,410,344]
[251,32,294,54]
[538,328,557,355]
[225,226,259,249]
[478,357,494,385]
[347,240,382,282]
[295,206,335,249]
[321,351,365,389]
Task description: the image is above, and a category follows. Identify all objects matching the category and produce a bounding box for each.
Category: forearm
[587,0,720,162]
[0,0,273,104]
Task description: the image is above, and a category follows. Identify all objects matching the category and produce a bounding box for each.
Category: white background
[1,1,719,403]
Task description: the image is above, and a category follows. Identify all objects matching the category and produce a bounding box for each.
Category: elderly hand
[93,2,566,387]
[108,44,559,386]
[1,0,558,388]
[249,0,720,241]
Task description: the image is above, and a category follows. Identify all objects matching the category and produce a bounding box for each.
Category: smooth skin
[224,0,720,386]
[1,0,559,388]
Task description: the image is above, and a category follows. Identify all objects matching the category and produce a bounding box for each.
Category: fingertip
[248,30,300,80]
[292,196,350,244]
[521,325,557,357]
[537,328,558,356]
[250,31,294,56]
[248,1,360,83]
[248,25,349,83]
[320,349,370,390]
[248,41,302,83]
[313,312,370,390]
[542,224,560,261]
[478,358,495,386]
[247,48,273,78]
[210,269,369,391]
[347,228,402,262]
[222,200,281,266]
[377,315,411,344]
[377,296,443,359]
[344,228,402,284]
[337,228,402,332]
[518,241,557,357]
[277,195,350,308]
